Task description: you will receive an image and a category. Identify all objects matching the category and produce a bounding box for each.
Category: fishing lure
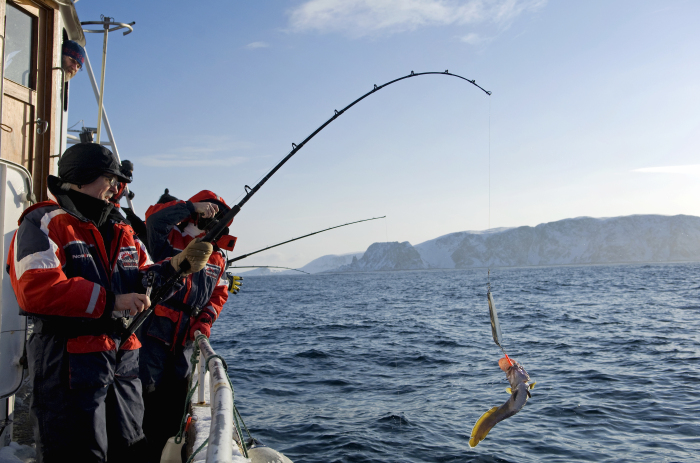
[469,281,536,448]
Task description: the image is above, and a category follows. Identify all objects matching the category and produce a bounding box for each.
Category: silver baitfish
[469,357,536,448]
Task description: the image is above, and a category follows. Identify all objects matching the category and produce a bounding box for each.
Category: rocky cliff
[333,242,426,272]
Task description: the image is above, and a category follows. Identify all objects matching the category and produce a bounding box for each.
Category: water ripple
[214,263,700,462]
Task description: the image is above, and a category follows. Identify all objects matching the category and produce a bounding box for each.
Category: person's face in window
[62,54,81,80]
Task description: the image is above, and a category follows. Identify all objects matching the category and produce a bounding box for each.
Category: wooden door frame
[0,0,60,201]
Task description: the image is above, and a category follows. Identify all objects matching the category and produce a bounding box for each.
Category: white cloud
[288,0,546,37]
[633,165,700,176]
[245,41,270,49]
[460,32,487,44]
[140,138,253,167]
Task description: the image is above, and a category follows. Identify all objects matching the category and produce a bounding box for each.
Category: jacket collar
[47,175,115,227]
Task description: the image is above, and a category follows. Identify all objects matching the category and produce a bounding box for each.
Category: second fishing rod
[125,70,491,337]
[222,216,386,291]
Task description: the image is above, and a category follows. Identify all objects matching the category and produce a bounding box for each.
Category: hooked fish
[468,357,535,448]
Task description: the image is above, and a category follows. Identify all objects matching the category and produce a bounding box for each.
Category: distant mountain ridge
[335,242,425,272]
[237,252,363,276]
[414,215,700,269]
[298,252,364,273]
[242,215,700,275]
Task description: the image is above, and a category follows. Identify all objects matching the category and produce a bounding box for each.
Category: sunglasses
[103,175,119,187]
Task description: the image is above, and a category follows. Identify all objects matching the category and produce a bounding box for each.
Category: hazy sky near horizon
[68,0,700,268]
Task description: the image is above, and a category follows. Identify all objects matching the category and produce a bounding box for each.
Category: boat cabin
[0,0,84,446]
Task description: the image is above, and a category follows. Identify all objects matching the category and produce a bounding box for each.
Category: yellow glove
[227,274,243,294]
[170,239,213,275]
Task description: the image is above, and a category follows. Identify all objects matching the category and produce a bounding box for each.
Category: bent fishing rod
[229,266,310,275]
[125,70,491,337]
[203,71,489,246]
[226,215,385,266]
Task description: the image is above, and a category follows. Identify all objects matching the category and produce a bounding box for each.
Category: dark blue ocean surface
[211,264,700,463]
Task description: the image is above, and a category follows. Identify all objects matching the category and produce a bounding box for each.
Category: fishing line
[487,94,492,287]
[484,96,513,366]
[228,265,310,275]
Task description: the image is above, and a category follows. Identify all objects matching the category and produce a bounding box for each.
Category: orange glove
[171,239,213,275]
[189,313,213,340]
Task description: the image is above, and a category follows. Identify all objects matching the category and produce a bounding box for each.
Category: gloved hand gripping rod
[124,71,490,338]
[123,153,298,337]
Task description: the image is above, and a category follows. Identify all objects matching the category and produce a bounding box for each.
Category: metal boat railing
[194,330,235,463]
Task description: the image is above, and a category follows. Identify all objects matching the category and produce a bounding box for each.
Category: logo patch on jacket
[118,247,139,269]
[204,264,220,279]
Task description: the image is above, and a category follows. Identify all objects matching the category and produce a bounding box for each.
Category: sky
[68,0,700,269]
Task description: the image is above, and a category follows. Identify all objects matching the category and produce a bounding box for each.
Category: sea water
[211,263,700,462]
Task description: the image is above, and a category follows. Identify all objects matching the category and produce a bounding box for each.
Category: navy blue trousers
[27,333,147,463]
[138,330,194,463]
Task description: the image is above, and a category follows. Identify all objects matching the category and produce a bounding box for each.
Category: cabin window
[4,2,36,89]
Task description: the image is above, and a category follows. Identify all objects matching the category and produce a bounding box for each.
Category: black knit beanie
[58,143,131,185]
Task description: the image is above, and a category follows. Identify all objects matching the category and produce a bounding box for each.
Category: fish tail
[469,406,499,448]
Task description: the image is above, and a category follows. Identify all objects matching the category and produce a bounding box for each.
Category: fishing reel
[193,199,232,238]
[196,214,226,236]
[192,205,236,251]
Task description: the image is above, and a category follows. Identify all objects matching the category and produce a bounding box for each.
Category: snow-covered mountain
[297,252,364,274]
[333,242,425,272]
[236,267,278,276]
[414,227,513,268]
[417,215,700,268]
[330,215,700,272]
[242,215,700,275]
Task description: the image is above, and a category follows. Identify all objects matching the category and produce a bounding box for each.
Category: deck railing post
[195,330,233,463]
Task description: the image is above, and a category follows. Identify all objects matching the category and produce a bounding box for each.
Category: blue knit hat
[62,40,86,69]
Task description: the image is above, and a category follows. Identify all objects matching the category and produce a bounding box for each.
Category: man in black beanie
[7,143,213,463]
